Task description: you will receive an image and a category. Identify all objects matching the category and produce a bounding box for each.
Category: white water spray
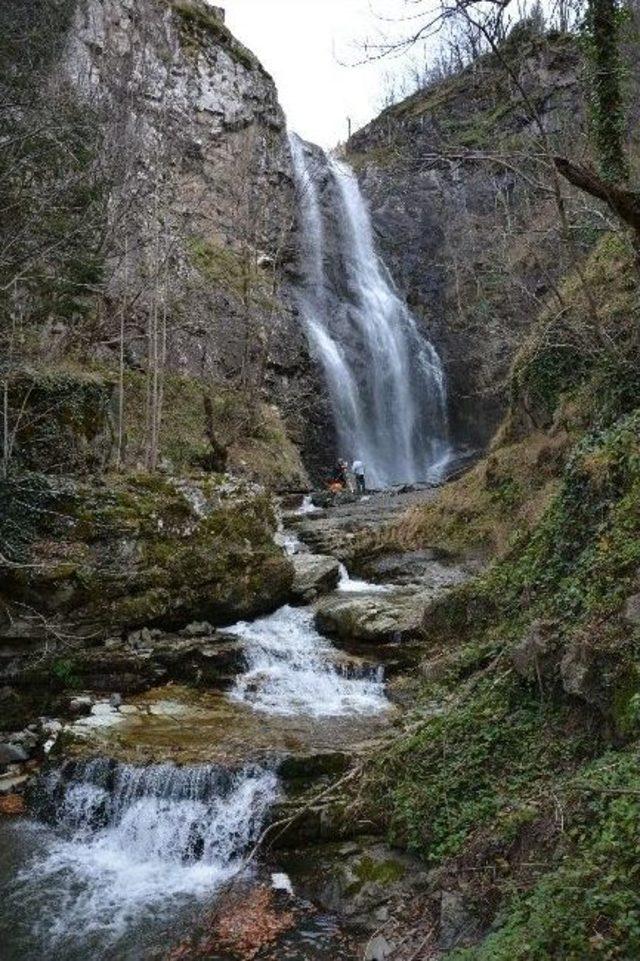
[10,761,278,958]
[226,604,388,716]
[337,563,392,594]
[288,132,450,488]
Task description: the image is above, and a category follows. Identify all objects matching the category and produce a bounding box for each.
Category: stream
[0,509,393,961]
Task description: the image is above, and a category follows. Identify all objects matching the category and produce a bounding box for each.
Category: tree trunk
[554,155,640,264]
[587,0,628,184]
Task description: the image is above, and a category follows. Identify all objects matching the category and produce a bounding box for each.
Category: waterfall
[8,760,278,958]
[337,562,392,594]
[226,604,388,716]
[288,132,450,488]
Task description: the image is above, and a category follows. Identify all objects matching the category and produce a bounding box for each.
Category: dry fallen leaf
[0,794,26,816]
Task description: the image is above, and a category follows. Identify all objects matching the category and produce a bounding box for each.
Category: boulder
[68,695,94,715]
[365,936,394,961]
[314,593,425,650]
[8,729,38,751]
[279,750,350,781]
[291,554,341,602]
[1,474,293,639]
[0,772,30,795]
[0,743,29,766]
[359,550,463,588]
[511,620,560,684]
[180,621,215,638]
[623,593,640,627]
[560,638,608,708]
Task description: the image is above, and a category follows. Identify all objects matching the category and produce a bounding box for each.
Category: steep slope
[351,229,640,958]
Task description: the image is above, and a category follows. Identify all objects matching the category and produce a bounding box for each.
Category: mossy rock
[5,367,115,474]
[4,471,293,635]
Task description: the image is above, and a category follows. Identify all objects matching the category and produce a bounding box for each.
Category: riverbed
[0,500,406,961]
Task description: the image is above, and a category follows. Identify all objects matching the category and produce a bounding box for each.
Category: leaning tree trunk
[554,157,640,266]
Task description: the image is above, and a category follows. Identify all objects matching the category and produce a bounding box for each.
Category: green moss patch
[2,470,293,634]
[3,367,115,475]
[118,370,307,489]
[188,236,279,313]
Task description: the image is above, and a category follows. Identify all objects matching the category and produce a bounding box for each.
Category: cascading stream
[226,604,388,717]
[288,132,450,488]
[3,760,278,960]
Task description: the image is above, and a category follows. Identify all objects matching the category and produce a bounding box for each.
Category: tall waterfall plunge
[288,133,450,488]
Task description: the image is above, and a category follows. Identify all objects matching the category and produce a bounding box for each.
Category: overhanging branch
[554,156,640,235]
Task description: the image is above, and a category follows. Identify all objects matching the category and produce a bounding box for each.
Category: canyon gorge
[1,2,640,960]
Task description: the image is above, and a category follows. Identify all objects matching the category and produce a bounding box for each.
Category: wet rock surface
[0,483,467,959]
[275,838,428,931]
[291,554,342,602]
[289,488,439,560]
[358,549,471,590]
[56,684,391,772]
[314,593,426,650]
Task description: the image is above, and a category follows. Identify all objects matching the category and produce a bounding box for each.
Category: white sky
[219,0,424,147]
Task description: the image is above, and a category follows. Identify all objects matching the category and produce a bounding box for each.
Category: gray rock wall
[346,30,595,452]
[53,0,333,474]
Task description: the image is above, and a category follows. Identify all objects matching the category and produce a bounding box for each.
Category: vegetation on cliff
[355,223,640,956]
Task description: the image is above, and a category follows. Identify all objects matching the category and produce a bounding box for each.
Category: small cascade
[294,494,322,515]
[275,526,302,556]
[9,760,278,958]
[274,512,304,556]
[288,132,450,488]
[226,605,388,716]
[337,563,391,594]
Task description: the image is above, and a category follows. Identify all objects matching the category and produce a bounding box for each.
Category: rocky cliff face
[63,0,289,370]
[0,2,313,664]
[346,28,596,451]
[5,0,331,480]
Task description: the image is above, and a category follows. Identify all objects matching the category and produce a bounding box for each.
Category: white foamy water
[294,494,321,515]
[337,563,392,594]
[226,605,388,717]
[275,522,303,556]
[10,761,278,958]
[288,133,450,488]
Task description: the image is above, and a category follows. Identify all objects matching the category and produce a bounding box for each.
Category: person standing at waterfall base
[352,458,366,495]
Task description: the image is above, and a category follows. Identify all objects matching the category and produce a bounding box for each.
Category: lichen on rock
[1,471,293,640]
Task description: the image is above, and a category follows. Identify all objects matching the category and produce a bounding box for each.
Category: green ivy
[450,751,640,961]
[373,672,598,863]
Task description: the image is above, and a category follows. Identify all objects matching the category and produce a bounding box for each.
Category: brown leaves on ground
[214,885,295,958]
[0,793,26,816]
[165,883,296,961]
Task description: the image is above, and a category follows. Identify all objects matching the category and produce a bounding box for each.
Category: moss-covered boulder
[1,471,293,638]
[5,367,115,474]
